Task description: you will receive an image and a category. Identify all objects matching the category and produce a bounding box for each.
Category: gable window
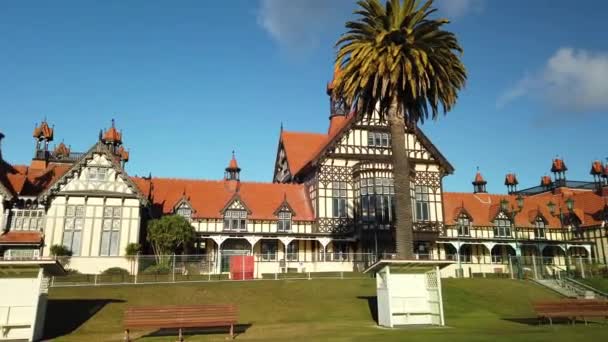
[493,213,512,238]
[457,215,470,237]
[277,211,292,232]
[534,217,546,239]
[9,209,45,231]
[261,240,278,261]
[360,178,394,224]
[332,181,348,218]
[175,204,192,220]
[414,186,431,221]
[88,167,108,182]
[63,205,84,256]
[367,132,390,147]
[223,210,247,231]
[100,207,122,256]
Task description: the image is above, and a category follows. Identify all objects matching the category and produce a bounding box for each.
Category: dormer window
[223,209,247,232]
[493,212,512,238]
[277,211,292,232]
[175,204,192,220]
[534,217,546,239]
[457,215,470,237]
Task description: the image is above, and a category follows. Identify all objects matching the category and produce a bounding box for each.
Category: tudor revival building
[1,75,608,274]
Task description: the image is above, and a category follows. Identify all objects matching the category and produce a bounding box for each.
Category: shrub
[143,264,171,275]
[102,267,130,276]
[50,244,72,257]
[125,243,141,257]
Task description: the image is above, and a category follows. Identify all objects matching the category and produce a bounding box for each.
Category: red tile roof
[0,162,72,197]
[444,190,608,229]
[280,131,327,176]
[0,231,43,245]
[132,177,315,221]
[281,113,356,177]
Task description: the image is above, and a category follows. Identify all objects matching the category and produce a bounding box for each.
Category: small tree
[125,243,141,274]
[146,215,195,265]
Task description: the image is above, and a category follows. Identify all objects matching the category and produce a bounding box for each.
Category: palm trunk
[389,104,414,260]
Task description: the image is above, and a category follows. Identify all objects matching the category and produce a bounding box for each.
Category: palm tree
[332,0,466,259]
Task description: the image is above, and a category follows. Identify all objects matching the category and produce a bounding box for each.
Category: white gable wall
[41,152,142,273]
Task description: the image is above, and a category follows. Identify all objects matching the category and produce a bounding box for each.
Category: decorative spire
[472,167,487,193]
[225,151,241,181]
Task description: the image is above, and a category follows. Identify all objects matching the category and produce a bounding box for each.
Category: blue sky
[1,0,606,193]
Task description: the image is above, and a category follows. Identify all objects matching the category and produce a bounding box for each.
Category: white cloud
[256,0,351,53]
[497,48,608,112]
[436,0,484,18]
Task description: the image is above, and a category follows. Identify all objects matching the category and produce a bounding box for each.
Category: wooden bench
[533,299,608,325]
[123,304,238,341]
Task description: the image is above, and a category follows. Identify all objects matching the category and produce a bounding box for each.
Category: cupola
[53,141,71,159]
[472,168,487,194]
[504,173,518,194]
[540,175,553,189]
[101,119,123,153]
[591,160,605,189]
[224,151,241,181]
[551,157,567,183]
[32,119,54,160]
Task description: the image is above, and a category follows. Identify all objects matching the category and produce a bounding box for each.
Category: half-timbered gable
[39,140,146,259]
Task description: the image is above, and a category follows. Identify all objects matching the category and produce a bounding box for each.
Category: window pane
[72,231,82,256]
[100,231,110,255]
[110,232,119,256]
[102,219,112,231]
[66,206,75,217]
[75,206,85,217]
[62,231,73,250]
[113,207,122,217]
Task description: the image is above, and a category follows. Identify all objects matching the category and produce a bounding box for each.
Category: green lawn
[580,277,608,293]
[46,278,608,341]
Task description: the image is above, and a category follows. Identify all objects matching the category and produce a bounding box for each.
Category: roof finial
[280,122,283,132]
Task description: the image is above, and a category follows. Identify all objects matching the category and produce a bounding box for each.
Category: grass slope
[47,279,608,341]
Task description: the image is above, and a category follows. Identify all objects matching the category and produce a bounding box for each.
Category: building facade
[1,76,607,275]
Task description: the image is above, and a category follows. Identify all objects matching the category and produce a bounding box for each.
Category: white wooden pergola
[364,260,453,328]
